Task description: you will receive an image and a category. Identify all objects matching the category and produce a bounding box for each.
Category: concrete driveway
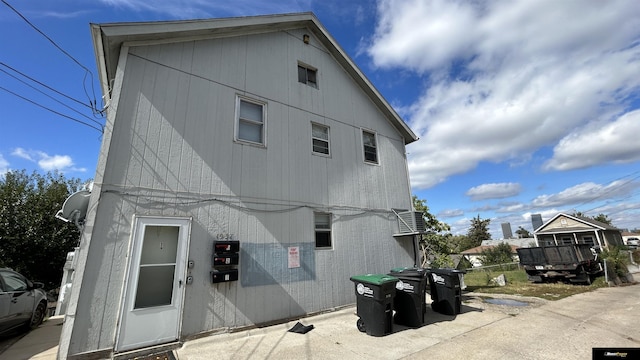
[178,285,640,360]
[2,285,639,359]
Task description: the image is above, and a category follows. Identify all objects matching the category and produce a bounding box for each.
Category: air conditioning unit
[396,211,426,234]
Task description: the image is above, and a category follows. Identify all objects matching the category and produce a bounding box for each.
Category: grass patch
[463,269,608,300]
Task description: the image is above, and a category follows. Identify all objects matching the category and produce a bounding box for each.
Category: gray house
[534,213,623,249]
[58,13,420,359]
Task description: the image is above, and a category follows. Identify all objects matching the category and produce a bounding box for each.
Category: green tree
[449,234,475,253]
[592,213,613,226]
[479,242,514,265]
[515,226,531,238]
[572,212,614,226]
[0,170,85,290]
[467,215,491,248]
[412,195,453,268]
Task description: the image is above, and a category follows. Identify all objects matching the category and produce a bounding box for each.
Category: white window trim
[311,122,330,157]
[235,95,267,147]
[361,129,379,165]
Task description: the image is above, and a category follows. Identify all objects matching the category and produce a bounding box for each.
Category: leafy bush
[600,246,630,282]
[480,242,514,265]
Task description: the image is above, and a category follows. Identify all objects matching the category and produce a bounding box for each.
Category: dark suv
[0,268,48,335]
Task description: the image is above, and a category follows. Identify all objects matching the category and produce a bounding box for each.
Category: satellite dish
[55,190,91,227]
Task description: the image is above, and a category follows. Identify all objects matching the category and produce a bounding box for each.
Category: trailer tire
[583,271,593,285]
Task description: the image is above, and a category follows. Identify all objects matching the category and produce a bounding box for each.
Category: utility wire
[0,67,103,127]
[574,171,640,214]
[0,62,92,110]
[0,85,103,133]
[1,0,102,115]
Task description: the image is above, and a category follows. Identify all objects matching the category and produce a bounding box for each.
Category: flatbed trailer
[517,244,603,284]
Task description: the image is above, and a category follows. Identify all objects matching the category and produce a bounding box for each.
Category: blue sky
[1,0,639,238]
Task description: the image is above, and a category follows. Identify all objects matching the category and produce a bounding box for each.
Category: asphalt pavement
[2,285,640,360]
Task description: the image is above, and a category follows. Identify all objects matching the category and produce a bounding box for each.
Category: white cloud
[466,182,521,201]
[370,0,640,188]
[544,110,640,171]
[437,209,464,218]
[12,148,34,161]
[10,148,85,173]
[531,180,640,208]
[38,153,74,171]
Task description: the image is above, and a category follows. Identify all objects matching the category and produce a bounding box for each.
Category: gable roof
[535,212,620,234]
[90,12,418,144]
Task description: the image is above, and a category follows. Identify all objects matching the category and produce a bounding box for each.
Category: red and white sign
[288,246,300,269]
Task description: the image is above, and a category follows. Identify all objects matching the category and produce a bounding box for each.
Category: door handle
[179,280,183,288]
[11,298,17,303]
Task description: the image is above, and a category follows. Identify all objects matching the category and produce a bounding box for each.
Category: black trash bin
[349,274,398,336]
[427,268,466,315]
[388,267,428,327]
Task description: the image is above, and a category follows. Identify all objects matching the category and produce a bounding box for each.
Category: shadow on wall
[240,243,315,287]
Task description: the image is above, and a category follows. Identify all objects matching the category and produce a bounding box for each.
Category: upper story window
[311,123,330,155]
[315,213,332,249]
[236,96,266,146]
[362,130,378,164]
[298,63,318,88]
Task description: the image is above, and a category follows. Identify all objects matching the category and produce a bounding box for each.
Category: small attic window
[298,63,317,88]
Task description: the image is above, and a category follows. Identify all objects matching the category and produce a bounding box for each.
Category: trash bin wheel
[356,318,366,333]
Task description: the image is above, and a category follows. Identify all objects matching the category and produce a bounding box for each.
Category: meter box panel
[213,253,239,266]
[214,240,240,253]
[211,269,239,283]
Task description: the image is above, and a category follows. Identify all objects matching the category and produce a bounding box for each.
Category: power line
[574,171,640,213]
[0,67,103,127]
[0,86,103,133]
[1,0,102,115]
[0,62,92,110]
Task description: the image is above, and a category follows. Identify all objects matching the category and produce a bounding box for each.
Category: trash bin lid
[350,274,398,285]
[427,268,466,275]
[389,267,428,278]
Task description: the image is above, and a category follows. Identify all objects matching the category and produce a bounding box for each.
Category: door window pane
[134,225,179,309]
[140,226,178,265]
[135,266,175,308]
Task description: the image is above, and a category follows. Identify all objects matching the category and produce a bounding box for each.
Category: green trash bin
[389,267,428,327]
[349,274,398,336]
[428,268,466,315]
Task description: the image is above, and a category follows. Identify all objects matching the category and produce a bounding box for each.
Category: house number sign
[215,233,235,240]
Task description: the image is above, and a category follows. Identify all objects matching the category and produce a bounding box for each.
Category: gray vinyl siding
[70,28,414,353]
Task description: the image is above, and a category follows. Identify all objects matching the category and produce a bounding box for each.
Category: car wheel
[27,301,47,330]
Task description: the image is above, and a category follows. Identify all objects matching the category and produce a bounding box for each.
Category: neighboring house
[481,238,535,249]
[460,245,520,268]
[534,213,623,249]
[58,13,420,359]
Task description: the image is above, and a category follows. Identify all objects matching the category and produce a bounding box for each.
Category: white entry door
[116,216,191,352]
